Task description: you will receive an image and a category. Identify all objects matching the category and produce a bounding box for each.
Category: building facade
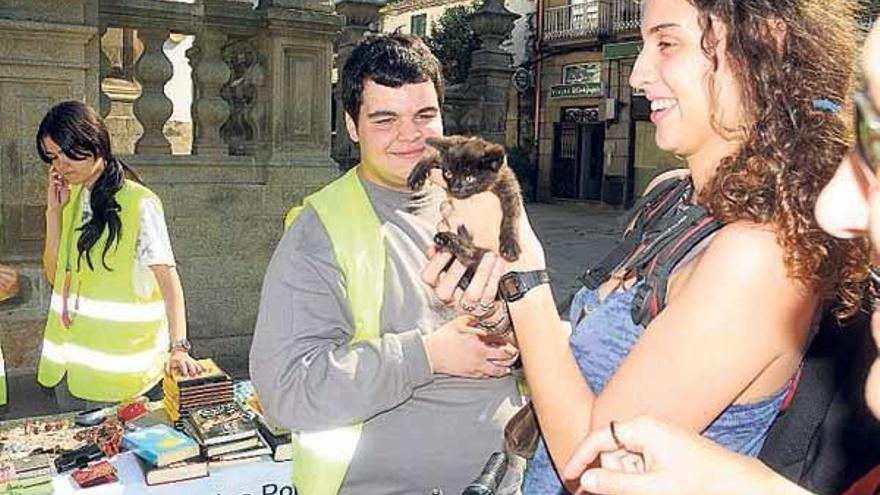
[535,0,681,205]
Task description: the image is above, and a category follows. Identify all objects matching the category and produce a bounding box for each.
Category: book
[210,443,270,461]
[164,359,230,391]
[254,417,293,462]
[140,456,209,486]
[178,416,261,457]
[11,454,51,480]
[122,424,200,467]
[128,404,171,430]
[207,455,261,470]
[188,403,257,446]
[0,474,53,495]
[203,436,260,457]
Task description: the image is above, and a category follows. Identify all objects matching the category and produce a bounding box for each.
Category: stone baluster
[191,29,231,155]
[133,27,173,154]
[98,25,111,118]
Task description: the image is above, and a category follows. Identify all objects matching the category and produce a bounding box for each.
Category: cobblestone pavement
[525,201,627,305]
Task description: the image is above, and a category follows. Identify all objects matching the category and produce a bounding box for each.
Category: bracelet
[476,303,512,336]
[169,338,192,353]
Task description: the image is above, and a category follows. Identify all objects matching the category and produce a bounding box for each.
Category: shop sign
[512,67,532,93]
[603,41,642,60]
[550,82,601,99]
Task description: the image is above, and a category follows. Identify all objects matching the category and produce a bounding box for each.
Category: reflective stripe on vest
[0,289,11,405]
[284,166,385,495]
[38,180,167,402]
[0,346,6,406]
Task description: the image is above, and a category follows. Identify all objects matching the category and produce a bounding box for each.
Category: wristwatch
[169,338,192,353]
[498,270,550,302]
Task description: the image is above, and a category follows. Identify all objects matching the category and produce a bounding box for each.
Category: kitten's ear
[426,136,450,152]
[483,143,506,170]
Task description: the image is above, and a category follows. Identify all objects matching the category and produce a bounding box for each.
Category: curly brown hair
[686,0,870,317]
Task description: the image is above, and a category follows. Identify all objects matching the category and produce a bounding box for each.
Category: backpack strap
[580,177,689,289]
[631,212,723,327]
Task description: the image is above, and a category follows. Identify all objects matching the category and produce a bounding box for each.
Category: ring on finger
[609,420,623,449]
[460,298,478,313]
[478,300,495,312]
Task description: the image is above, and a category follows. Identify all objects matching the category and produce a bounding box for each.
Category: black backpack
[579,176,722,327]
[758,310,880,494]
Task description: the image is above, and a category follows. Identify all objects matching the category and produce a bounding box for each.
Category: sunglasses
[854,89,880,172]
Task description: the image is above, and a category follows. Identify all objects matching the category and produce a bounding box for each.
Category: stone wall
[0,0,102,380]
[131,158,338,374]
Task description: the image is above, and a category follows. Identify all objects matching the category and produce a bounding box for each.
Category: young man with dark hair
[250,33,525,495]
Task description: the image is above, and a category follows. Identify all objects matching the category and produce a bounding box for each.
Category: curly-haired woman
[37,101,202,410]
[422,0,869,492]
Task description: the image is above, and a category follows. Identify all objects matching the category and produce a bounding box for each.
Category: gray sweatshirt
[249,175,522,494]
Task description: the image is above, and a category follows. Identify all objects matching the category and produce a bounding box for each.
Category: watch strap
[499,270,550,302]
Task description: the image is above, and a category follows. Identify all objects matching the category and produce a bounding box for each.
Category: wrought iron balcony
[543,0,641,43]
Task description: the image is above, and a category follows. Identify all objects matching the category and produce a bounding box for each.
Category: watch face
[501,276,522,298]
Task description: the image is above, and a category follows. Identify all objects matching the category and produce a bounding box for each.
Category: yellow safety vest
[38,180,168,402]
[284,166,385,495]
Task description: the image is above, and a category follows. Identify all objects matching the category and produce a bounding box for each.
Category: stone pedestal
[332,0,384,170]
[253,4,342,167]
[443,0,518,144]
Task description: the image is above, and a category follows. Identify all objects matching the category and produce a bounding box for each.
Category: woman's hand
[165,350,204,377]
[46,166,70,213]
[561,417,797,495]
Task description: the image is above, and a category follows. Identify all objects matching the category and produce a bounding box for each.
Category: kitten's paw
[407,171,428,190]
[434,231,457,250]
[499,239,521,262]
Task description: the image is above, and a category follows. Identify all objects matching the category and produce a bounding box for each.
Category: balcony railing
[543,3,599,41]
[543,0,641,42]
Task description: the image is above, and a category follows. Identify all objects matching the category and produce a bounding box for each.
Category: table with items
[0,361,295,494]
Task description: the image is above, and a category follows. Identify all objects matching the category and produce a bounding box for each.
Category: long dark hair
[36,100,143,271]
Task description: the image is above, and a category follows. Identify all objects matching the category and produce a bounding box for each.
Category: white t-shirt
[79,188,176,268]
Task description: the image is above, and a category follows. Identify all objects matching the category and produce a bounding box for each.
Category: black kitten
[408,135,522,269]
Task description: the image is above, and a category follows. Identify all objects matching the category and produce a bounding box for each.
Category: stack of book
[0,454,53,494]
[163,358,233,422]
[181,402,270,467]
[123,424,207,486]
[234,380,293,462]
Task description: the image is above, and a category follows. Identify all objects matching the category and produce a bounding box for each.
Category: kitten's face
[429,136,505,198]
[442,161,498,198]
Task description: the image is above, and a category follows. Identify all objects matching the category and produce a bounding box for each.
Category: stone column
[191,28,231,155]
[253,2,343,167]
[98,25,112,118]
[462,0,518,144]
[133,27,173,154]
[332,0,384,170]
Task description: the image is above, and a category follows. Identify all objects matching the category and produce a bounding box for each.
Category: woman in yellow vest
[36,101,201,409]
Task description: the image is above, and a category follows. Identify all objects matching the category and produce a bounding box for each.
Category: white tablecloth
[51,452,294,495]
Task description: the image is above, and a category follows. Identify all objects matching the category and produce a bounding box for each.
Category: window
[411,14,427,38]
[562,62,601,85]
